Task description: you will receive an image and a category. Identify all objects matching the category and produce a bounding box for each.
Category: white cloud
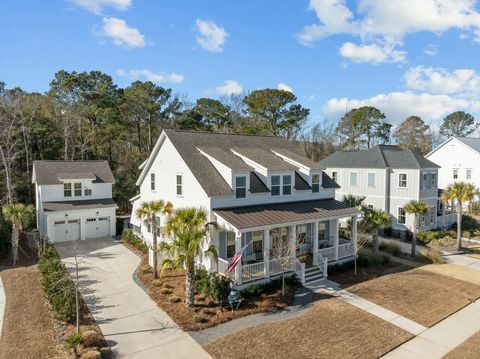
[277,83,293,92]
[215,80,243,95]
[404,66,480,95]
[101,17,145,48]
[195,19,228,52]
[339,42,406,64]
[424,44,438,56]
[71,0,132,15]
[299,0,480,63]
[323,91,478,123]
[117,69,184,83]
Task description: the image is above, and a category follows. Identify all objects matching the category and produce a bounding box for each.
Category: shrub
[419,249,445,264]
[0,222,11,258]
[452,215,479,231]
[359,248,391,266]
[379,241,401,256]
[152,279,162,287]
[417,229,450,245]
[382,227,393,238]
[121,229,148,254]
[470,201,480,215]
[195,267,232,304]
[162,282,173,289]
[192,314,208,323]
[80,350,102,359]
[82,330,103,348]
[168,295,181,303]
[141,265,150,274]
[65,332,85,350]
[159,288,171,295]
[200,308,215,315]
[241,284,264,299]
[38,247,76,323]
[462,231,471,238]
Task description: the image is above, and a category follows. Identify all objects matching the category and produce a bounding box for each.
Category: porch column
[313,221,319,265]
[264,228,270,278]
[352,216,358,253]
[290,224,297,256]
[333,219,339,260]
[234,231,242,286]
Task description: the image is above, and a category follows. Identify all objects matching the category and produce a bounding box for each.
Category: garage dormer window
[282,175,292,195]
[271,175,280,196]
[84,183,92,196]
[235,176,246,199]
[64,183,72,197]
[312,174,320,193]
[74,182,82,196]
[150,173,155,191]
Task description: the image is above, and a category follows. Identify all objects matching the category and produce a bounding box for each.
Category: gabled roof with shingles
[319,145,439,169]
[33,161,115,185]
[455,137,480,154]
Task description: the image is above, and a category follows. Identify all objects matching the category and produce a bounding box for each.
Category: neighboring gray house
[320,145,455,234]
[33,161,117,242]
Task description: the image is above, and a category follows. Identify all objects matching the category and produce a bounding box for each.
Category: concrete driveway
[55,238,210,359]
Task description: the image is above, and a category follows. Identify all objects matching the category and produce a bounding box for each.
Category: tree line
[0,70,478,212]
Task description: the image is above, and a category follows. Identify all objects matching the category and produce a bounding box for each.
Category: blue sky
[1,0,480,127]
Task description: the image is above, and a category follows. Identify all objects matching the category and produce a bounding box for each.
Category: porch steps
[304,266,325,284]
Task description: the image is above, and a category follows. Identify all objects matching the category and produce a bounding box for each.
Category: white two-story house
[426,137,480,200]
[32,161,117,242]
[130,129,360,287]
[320,145,455,235]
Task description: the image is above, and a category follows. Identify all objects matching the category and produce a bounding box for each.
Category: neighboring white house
[426,137,480,199]
[32,161,117,242]
[130,129,360,287]
[320,145,455,235]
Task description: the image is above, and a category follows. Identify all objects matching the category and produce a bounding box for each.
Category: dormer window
[282,175,292,195]
[235,176,246,199]
[271,175,280,196]
[74,183,82,197]
[84,183,92,196]
[64,183,72,197]
[312,174,320,193]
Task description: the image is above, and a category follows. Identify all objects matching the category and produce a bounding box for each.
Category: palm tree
[136,200,173,279]
[342,194,366,209]
[160,207,218,307]
[2,203,35,265]
[404,200,429,257]
[361,208,391,253]
[442,182,477,250]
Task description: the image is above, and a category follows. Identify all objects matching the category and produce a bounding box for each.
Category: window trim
[367,204,374,210]
[176,173,183,197]
[398,207,406,224]
[398,173,408,189]
[312,173,320,193]
[64,183,72,197]
[331,171,338,183]
[430,172,437,188]
[282,174,292,196]
[453,168,459,180]
[466,168,472,180]
[235,175,247,199]
[271,175,281,196]
[83,182,92,196]
[74,182,82,197]
[367,172,376,187]
[349,171,358,186]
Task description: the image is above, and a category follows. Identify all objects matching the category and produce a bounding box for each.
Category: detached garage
[32,160,117,243]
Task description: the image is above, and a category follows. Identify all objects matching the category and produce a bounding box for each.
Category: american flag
[226,243,249,273]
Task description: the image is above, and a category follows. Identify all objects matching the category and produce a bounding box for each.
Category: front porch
[213,199,361,287]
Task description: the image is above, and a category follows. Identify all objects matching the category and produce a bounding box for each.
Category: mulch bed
[134,253,295,331]
[205,295,413,359]
[0,252,111,359]
[347,268,480,327]
[443,330,480,359]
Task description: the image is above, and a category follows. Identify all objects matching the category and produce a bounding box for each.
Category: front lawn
[205,295,412,359]
[347,267,480,327]
[443,331,480,359]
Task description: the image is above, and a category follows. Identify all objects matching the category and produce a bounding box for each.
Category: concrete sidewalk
[0,275,4,338]
[55,238,210,359]
[443,252,480,271]
[306,279,427,335]
[383,299,480,358]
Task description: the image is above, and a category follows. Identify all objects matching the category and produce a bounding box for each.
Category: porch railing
[242,261,265,283]
[318,246,336,261]
[291,256,305,284]
[269,257,286,276]
[338,242,355,259]
[217,258,233,279]
[315,250,328,278]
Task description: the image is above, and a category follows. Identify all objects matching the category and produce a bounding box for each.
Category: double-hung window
[156,215,162,237]
[64,183,72,197]
[84,183,92,196]
[176,174,183,196]
[218,231,236,259]
[150,173,155,191]
[453,169,458,180]
[312,174,320,193]
[467,169,472,180]
[74,183,82,197]
[367,172,375,187]
[271,175,280,196]
[422,172,429,189]
[350,172,357,186]
[429,207,435,225]
[331,171,338,183]
[431,172,437,188]
[235,176,247,199]
[282,175,292,195]
[398,208,406,224]
[399,173,407,188]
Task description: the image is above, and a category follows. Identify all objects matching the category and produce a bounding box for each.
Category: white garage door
[52,219,80,242]
[85,217,111,239]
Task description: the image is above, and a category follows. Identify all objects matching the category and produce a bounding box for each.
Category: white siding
[39,183,112,202]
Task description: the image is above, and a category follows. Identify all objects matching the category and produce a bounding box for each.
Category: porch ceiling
[213,199,360,230]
